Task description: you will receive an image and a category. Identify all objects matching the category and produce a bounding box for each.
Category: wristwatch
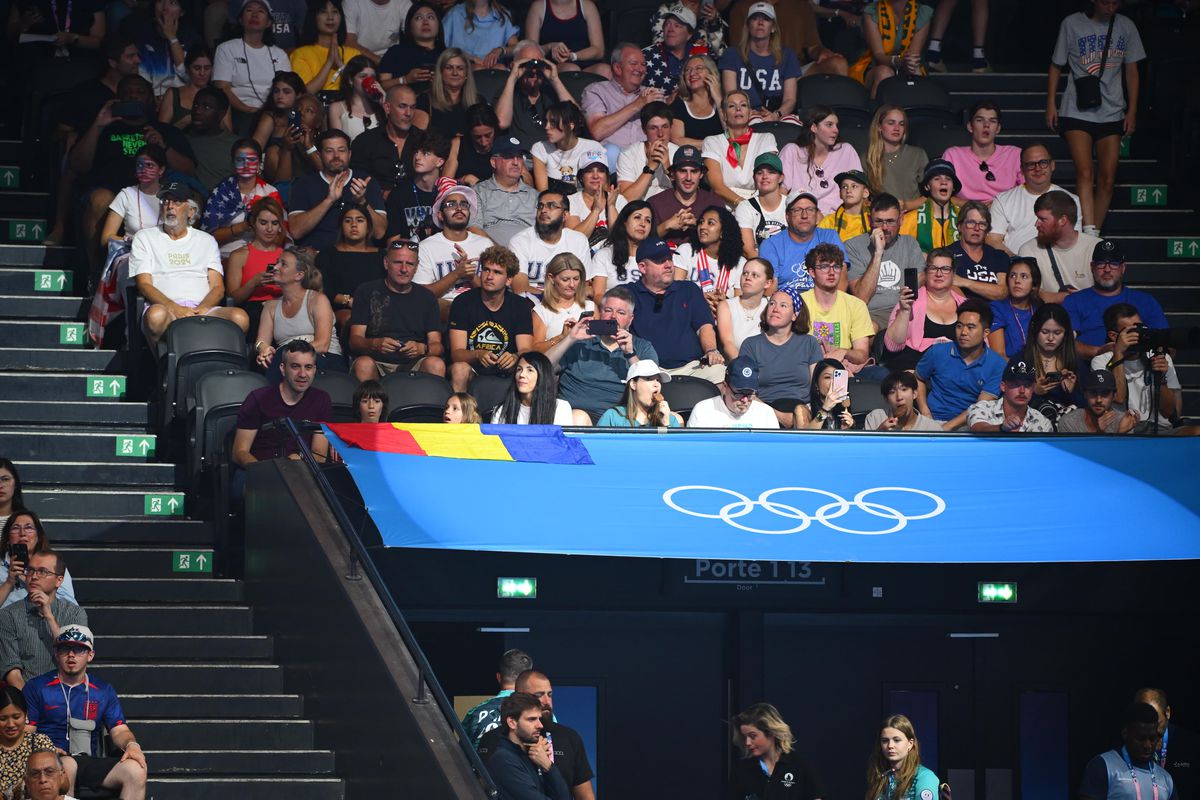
[642,166,654,175]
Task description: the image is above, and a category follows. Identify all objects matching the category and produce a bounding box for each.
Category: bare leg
[570,408,592,426]
[1063,129,1096,228]
[585,63,612,79]
[101,758,147,800]
[141,304,177,348]
[83,188,115,280]
[418,357,446,377]
[971,0,989,49]
[867,64,896,99]
[209,306,249,332]
[449,361,473,393]
[352,356,377,381]
[1092,134,1121,232]
[46,166,80,244]
[809,54,849,77]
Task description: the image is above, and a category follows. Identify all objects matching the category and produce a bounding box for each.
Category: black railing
[277,418,499,799]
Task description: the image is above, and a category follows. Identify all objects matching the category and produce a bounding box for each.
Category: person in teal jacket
[866,714,941,800]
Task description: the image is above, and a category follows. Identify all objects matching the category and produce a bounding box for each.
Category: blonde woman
[414,48,479,135]
[253,247,345,381]
[717,5,799,122]
[670,54,724,147]
[866,714,940,800]
[729,703,824,799]
[701,90,779,206]
[865,105,929,212]
[532,253,595,351]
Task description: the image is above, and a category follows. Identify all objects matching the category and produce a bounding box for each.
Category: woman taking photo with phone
[883,246,964,372]
[533,254,595,351]
[0,509,78,608]
[794,358,855,429]
[866,714,940,800]
[598,360,683,427]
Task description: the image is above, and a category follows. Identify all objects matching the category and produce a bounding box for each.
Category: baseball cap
[920,158,962,197]
[785,189,819,209]
[237,0,273,15]
[753,152,783,174]
[726,356,760,392]
[490,136,527,158]
[577,148,609,173]
[157,181,190,202]
[1092,239,1125,263]
[636,237,674,263]
[56,624,95,652]
[834,169,869,188]
[1083,369,1116,393]
[746,1,776,20]
[662,5,697,28]
[625,359,672,383]
[671,145,704,170]
[1002,356,1037,384]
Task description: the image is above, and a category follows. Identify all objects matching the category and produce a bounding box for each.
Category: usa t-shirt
[414,231,492,301]
[507,227,593,287]
[717,47,802,109]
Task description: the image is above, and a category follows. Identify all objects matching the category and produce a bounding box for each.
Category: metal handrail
[277,418,499,798]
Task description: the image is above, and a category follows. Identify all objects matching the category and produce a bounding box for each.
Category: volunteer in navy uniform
[729,703,824,799]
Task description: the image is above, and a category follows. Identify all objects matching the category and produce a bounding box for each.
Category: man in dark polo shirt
[478,670,595,800]
[648,145,725,247]
[232,340,332,467]
[350,83,421,195]
[629,238,725,382]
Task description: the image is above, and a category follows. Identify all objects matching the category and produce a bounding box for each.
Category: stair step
[89,605,253,635]
[0,293,87,317]
[0,191,51,217]
[1136,286,1200,312]
[58,546,208,578]
[0,346,127,371]
[100,664,285,693]
[147,749,335,775]
[1176,364,1200,384]
[16,461,182,487]
[0,244,75,267]
[0,430,156,461]
[0,318,93,347]
[0,400,150,425]
[146,777,344,800]
[100,635,272,661]
[0,267,79,294]
[129,718,311,748]
[24,489,188,520]
[75,577,243,603]
[125,694,303,719]
[46,518,213,544]
[1125,263,1200,284]
[0,371,133,401]
[1110,235,1200,261]
[930,72,1056,93]
[1103,208,1199,233]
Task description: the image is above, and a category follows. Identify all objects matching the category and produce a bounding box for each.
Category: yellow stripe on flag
[396,423,516,461]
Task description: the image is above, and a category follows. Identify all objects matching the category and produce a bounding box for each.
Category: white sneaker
[1082,225,1100,236]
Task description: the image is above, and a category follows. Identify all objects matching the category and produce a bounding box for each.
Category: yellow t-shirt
[816,206,871,242]
[801,289,874,350]
[290,45,365,91]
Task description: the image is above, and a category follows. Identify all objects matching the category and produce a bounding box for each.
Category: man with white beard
[129,182,250,347]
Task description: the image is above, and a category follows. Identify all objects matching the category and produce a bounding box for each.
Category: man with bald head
[478,670,595,800]
[986,143,1081,255]
[351,83,422,194]
[1135,687,1197,800]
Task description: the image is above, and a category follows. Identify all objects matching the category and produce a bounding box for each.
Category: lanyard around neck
[1122,747,1160,800]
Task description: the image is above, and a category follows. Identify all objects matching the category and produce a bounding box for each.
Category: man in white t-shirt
[987,143,1080,255]
[687,355,780,429]
[615,101,678,202]
[1017,190,1099,302]
[507,189,593,294]
[415,184,493,317]
[344,0,411,60]
[129,183,249,347]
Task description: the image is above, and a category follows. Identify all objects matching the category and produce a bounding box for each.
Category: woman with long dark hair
[264,92,325,191]
[99,144,166,248]
[794,357,855,429]
[0,684,59,797]
[159,46,227,130]
[0,458,23,531]
[379,1,446,89]
[327,55,384,141]
[532,100,600,191]
[674,206,745,312]
[1023,302,1081,413]
[491,352,576,424]
[212,0,292,126]
[318,204,382,336]
[988,256,1042,359]
[597,360,682,427]
[0,509,78,607]
[866,714,940,800]
[291,0,364,94]
[202,138,285,259]
[251,70,307,149]
[780,105,863,215]
[225,196,286,336]
[588,201,654,303]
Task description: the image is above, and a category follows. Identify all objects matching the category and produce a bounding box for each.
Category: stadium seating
[660,375,720,421]
[381,372,453,423]
[313,370,362,422]
[160,316,249,432]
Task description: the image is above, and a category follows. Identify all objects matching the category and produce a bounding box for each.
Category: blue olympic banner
[324,427,1200,563]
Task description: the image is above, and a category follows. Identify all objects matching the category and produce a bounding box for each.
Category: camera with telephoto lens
[1127,322,1170,357]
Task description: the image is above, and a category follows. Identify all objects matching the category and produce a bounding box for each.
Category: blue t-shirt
[442,5,519,60]
[758,228,846,292]
[629,279,716,368]
[1079,749,1176,800]
[289,169,387,250]
[25,671,127,756]
[988,300,1034,357]
[1062,286,1168,346]
[597,407,682,427]
[915,341,1005,421]
[717,47,802,109]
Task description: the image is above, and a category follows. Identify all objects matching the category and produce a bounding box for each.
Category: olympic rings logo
[661,485,947,535]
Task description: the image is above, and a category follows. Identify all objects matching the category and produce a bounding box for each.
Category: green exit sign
[8,220,46,242]
[35,270,72,292]
[59,323,85,345]
[1130,186,1167,207]
[978,582,1018,603]
[0,167,19,188]
[1168,238,1200,259]
[145,493,184,516]
[86,376,126,398]
[497,577,537,599]
[115,435,156,457]
[172,550,213,573]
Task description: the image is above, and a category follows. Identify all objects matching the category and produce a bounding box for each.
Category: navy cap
[671,145,703,169]
[491,136,527,158]
[726,356,760,392]
[1092,238,1124,263]
[157,181,190,201]
[636,238,673,263]
[1083,369,1116,392]
[1003,355,1037,383]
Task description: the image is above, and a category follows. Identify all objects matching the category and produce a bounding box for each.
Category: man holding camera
[1064,239,1168,360]
[496,43,577,150]
[1091,303,1180,433]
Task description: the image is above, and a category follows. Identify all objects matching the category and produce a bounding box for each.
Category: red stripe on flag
[326,423,428,455]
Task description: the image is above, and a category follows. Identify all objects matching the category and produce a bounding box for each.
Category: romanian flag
[323,423,594,466]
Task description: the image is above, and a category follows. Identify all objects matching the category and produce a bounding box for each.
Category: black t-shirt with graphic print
[448,288,534,376]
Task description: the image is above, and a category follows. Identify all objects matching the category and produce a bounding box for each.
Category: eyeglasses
[25,567,59,578]
[960,219,988,229]
[536,202,563,210]
[979,161,996,182]
[811,263,843,272]
[388,239,419,250]
[789,206,818,216]
[441,200,470,210]
[0,475,14,483]
[1021,158,1051,170]
[55,643,90,655]
[927,265,954,274]
[872,218,900,228]
[1091,260,1122,270]
[26,768,62,779]
[731,389,755,399]
[813,165,828,189]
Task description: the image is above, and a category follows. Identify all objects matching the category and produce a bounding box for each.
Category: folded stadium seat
[160,316,249,434]
[381,371,453,423]
[749,121,801,148]
[469,374,511,421]
[660,375,720,423]
[907,121,971,161]
[796,74,873,115]
[559,71,608,107]
[186,369,268,511]
[875,76,959,127]
[473,68,509,104]
[312,370,361,422]
[850,375,889,428]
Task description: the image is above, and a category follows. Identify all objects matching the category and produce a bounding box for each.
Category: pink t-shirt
[779,143,863,215]
[942,145,1023,202]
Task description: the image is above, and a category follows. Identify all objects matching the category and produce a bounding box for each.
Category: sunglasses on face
[388,239,419,250]
[732,389,755,399]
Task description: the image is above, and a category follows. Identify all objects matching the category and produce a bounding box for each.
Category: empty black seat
[161,316,248,430]
[470,374,511,422]
[382,371,453,423]
[908,122,970,160]
[187,369,268,494]
[660,375,719,422]
[559,71,608,106]
[750,121,800,148]
[797,74,873,113]
[876,77,959,127]
[473,68,509,103]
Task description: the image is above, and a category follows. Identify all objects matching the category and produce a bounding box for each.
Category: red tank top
[242,244,284,303]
